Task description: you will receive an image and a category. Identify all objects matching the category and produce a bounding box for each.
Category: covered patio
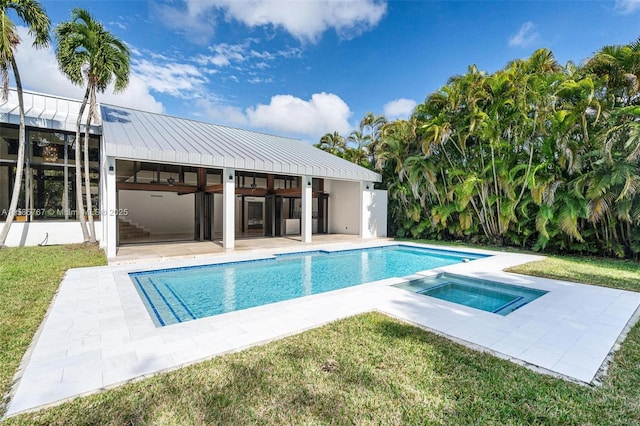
[100,103,387,258]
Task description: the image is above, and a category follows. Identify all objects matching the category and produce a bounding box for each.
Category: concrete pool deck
[5,240,640,417]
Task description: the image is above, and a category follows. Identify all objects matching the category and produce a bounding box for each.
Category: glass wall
[274,175,300,189]
[237,171,268,189]
[0,124,100,221]
[115,160,205,187]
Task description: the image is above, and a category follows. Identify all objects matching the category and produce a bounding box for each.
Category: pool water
[394,273,547,315]
[130,245,488,326]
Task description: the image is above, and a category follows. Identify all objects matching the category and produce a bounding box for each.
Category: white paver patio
[5,240,640,417]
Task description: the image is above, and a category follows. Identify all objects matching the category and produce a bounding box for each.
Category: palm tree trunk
[75,86,90,242]
[516,113,538,207]
[0,59,26,248]
[84,85,97,243]
[490,144,502,236]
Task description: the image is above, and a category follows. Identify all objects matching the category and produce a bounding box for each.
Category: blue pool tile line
[396,245,490,259]
[164,283,197,321]
[274,250,325,258]
[148,278,182,324]
[129,256,277,277]
[313,244,401,255]
[132,276,166,326]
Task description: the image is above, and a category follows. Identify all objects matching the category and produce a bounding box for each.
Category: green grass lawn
[1,244,639,425]
[505,254,640,292]
[0,245,107,417]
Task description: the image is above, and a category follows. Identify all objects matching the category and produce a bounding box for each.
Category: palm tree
[55,7,130,243]
[345,129,371,167]
[315,131,346,156]
[359,112,387,165]
[585,40,640,107]
[0,0,50,248]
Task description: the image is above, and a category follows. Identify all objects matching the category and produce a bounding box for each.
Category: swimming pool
[394,273,547,315]
[130,245,489,326]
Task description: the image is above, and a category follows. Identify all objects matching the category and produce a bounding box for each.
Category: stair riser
[118,219,151,240]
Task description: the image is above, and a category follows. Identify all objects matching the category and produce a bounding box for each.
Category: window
[116,160,220,188]
[0,124,100,221]
[0,127,21,217]
[274,175,300,189]
[30,131,66,165]
[237,172,268,189]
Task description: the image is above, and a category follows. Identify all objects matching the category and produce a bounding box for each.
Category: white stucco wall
[118,190,194,234]
[361,189,388,238]
[2,221,103,247]
[325,179,360,234]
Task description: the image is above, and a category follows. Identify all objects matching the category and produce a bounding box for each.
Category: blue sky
[15,0,640,143]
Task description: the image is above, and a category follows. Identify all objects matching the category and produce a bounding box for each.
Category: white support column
[301,175,312,243]
[359,181,372,239]
[223,168,235,250]
[105,157,117,258]
[359,181,365,238]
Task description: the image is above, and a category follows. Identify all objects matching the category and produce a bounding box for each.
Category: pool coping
[4,240,640,417]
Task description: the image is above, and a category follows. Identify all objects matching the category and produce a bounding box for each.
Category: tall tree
[315,131,346,156]
[585,40,640,108]
[0,0,50,248]
[345,130,371,167]
[359,112,387,166]
[55,7,130,243]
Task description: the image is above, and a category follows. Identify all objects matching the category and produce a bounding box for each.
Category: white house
[0,90,387,257]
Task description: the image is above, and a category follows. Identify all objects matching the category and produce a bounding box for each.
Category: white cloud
[194,43,300,75]
[246,93,352,137]
[13,27,163,113]
[192,42,301,84]
[508,22,540,48]
[197,92,352,140]
[248,77,273,84]
[152,1,218,44]
[108,21,127,31]
[383,98,416,119]
[156,0,387,43]
[220,0,387,42]
[195,98,249,126]
[195,42,248,67]
[615,0,640,14]
[132,58,208,98]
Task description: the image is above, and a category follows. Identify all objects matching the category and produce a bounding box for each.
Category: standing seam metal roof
[0,90,381,182]
[100,104,381,182]
[0,90,100,134]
